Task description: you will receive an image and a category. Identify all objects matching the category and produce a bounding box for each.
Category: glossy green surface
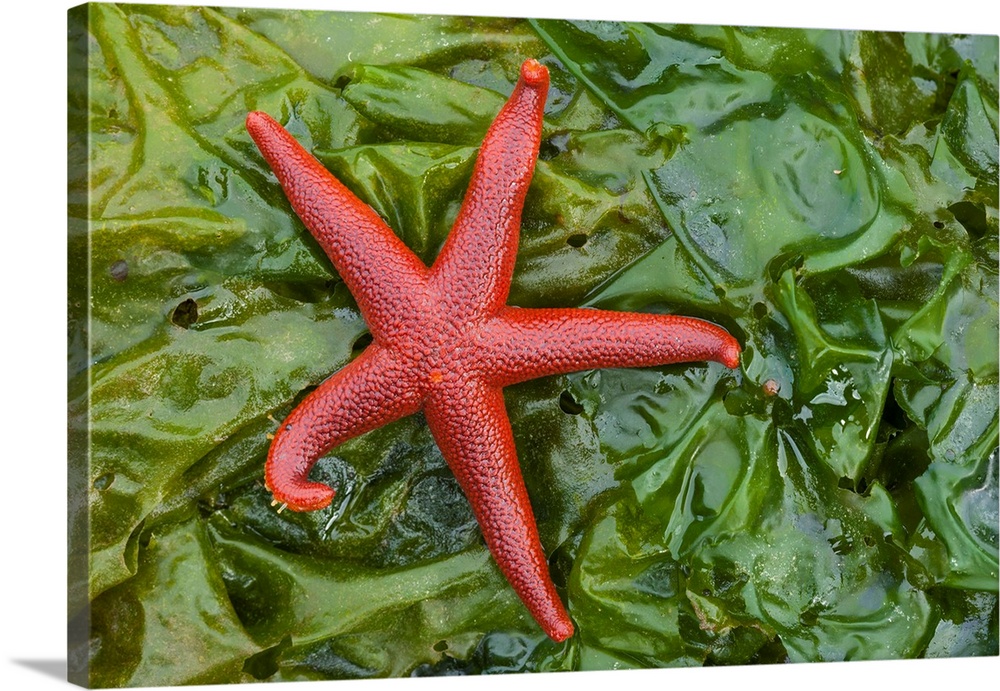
[69,4,998,685]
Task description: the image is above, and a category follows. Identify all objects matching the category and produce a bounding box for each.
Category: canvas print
[67,2,999,687]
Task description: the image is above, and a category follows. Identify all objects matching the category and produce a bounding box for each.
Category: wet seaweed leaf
[71,5,998,684]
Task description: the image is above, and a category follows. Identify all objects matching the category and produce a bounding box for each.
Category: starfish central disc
[245,58,741,643]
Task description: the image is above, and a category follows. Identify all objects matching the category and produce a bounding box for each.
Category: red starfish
[246,59,740,642]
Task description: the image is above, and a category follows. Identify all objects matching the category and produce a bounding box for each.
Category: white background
[2,0,997,689]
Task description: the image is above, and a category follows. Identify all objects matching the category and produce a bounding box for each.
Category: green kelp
[69,5,998,685]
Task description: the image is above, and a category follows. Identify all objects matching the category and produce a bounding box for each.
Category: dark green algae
[69,4,998,685]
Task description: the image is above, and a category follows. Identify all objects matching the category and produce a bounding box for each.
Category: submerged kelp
[69,4,998,685]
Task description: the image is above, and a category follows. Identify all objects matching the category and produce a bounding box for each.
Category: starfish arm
[429,59,549,321]
[481,307,741,387]
[424,380,574,642]
[266,345,424,512]
[246,111,428,339]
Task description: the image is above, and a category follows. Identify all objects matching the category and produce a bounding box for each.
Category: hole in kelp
[558,390,584,415]
[109,259,128,282]
[566,233,588,248]
[171,298,199,328]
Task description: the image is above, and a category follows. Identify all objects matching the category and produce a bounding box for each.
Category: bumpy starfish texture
[246,58,741,642]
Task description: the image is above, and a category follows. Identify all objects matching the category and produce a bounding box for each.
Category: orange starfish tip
[547,619,574,642]
[520,58,549,86]
[245,110,271,134]
[722,339,742,369]
[267,475,336,513]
